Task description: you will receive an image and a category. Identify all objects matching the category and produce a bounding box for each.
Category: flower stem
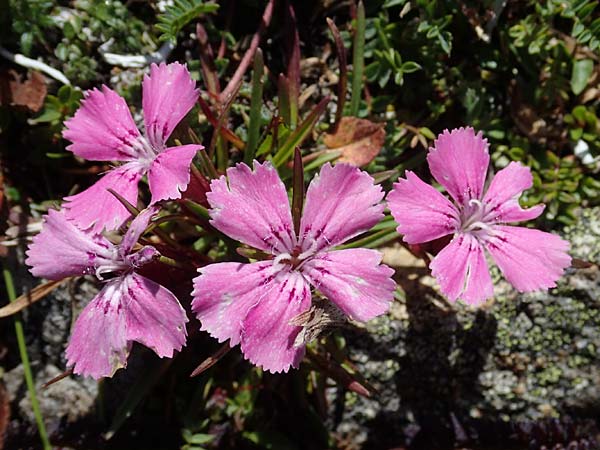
[2,263,51,450]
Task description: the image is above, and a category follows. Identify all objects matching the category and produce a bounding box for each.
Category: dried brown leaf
[0,279,68,318]
[324,117,385,167]
[0,70,47,112]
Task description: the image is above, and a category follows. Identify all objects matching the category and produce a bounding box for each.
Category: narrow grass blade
[349,1,365,116]
[285,2,300,129]
[2,263,51,449]
[245,48,264,164]
[326,18,347,133]
[337,228,400,249]
[272,96,330,168]
[278,74,291,126]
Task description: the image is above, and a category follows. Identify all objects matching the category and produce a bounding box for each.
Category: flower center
[460,199,493,233]
[272,240,318,272]
[131,135,160,169]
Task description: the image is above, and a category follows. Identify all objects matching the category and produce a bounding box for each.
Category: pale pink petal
[388,171,459,244]
[191,261,274,346]
[240,270,311,373]
[299,163,385,253]
[63,164,143,233]
[119,206,160,256]
[482,162,545,223]
[430,233,494,304]
[65,278,129,379]
[207,162,295,254]
[123,273,188,358]
[63,86,141,161]
[142,63,199,149]
[26,209,116,280]
[486,225,571,292]
[66,273,188,379]
[427,127,490,205]
[301,248,395,322]
[148,144,202,204]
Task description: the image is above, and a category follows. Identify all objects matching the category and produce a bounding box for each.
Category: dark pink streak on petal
[65,278,129,379]
[430,233,494,304]
[299,163,385,253]
[63,86,141,161]
[207,162,295,254]
[302,248,395,322]
[191,261,275,346]
[123,273,188,358]
[427,127,489,206]
[388,171,459,244]
[486,225,571,292]
[482,162,544,224]
[240,270,311,373]
[148,144,202,204]
[25,209,115,280]
[142,62,199,149]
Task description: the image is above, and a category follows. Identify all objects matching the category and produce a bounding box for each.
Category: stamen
[468,198,483,209]
[463,221,493,232]
[298,241,318,260]
[272,253,292,270]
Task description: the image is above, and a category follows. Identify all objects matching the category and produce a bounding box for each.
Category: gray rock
[331,207,600,448]
[4,364,97,427]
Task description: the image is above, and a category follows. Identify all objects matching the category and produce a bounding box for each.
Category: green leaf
[29,109,62,125]
[156,0,219,43]
[182,430,214,445]
[245,48,264,164]
[271,96,330,168]
[349,1,366,116]
[401,61,421,73]
[571,58,594,95]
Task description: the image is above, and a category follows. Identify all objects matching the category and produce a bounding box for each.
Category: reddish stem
[219,0,275,102]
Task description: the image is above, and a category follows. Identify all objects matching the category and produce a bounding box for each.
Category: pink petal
[142,63,199,149]
[191,261,275,346]
[65,278,129,379]
[240,270,311,373]
[63,86,141,161]
[63,164,142,233]
[148,144,202,204]
[427,127,490,205]
[430,233,494,304]
[482,162,545,223]
[26,209,116,280]
[486,225,571,292]
[119,206,159,256]
[388,171,459,244]
[123,273,188,358]
[66,273,188,379]
[299,163,385,253]
[207,162,295,254]
[301,249,395,322]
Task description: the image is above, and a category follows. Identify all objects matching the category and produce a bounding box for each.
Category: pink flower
[192,162,396,373]
[62,62,202,233]
[26,207,188,379]
[388,127,571,305]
